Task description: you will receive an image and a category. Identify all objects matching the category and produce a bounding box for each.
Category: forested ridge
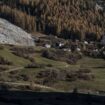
[0,0,105,40]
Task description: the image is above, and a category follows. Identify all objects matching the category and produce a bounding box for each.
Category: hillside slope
[0,46,105,92]
[0,0,105,40]
[0,18,34,46]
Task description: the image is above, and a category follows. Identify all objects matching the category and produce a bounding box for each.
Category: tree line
[0,0,105,41]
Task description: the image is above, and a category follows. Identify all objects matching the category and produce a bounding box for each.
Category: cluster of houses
[35,35,105,59]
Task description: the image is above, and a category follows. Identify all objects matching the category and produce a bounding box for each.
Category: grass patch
[0,45,105,92]
[0,47,30,66]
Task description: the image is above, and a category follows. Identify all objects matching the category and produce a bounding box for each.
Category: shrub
[42,49,55,60]
[20,74,29,81]
[0,66,8,71]
[66,59,77,65]
[77,73,95,81]
[11,47,35,54]
[73,88,78,94]
[0,56,12,65]
[66,73,78,82]
[36,68,95,86]
[77,68,91,74]
[42,49,79,64]
[12,50,35,62]
[0,45,4,50]
[76,68,95,81]
[46,64,53,67]
[36,69,62,85]
[25,63,44,68]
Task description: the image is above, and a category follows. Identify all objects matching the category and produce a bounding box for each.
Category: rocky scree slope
[0,18,35,46]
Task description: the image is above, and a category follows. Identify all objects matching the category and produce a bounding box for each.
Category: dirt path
[0,67,24,74]
[0,66,64,92]
[0,81,64,92]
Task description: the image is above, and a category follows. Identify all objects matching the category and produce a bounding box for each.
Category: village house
[63,48,71,52]
[44,43,51,48]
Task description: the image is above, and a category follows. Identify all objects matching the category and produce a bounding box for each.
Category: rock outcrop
[0,18,35,46]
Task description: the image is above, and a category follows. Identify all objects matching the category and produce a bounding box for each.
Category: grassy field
[0,45,105,93]
[53,57,105,92]
[0,46,30,66]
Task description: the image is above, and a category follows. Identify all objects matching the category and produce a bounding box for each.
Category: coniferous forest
[0,0,105,40]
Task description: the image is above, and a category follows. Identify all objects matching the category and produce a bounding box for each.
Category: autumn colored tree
[0,0,105,41]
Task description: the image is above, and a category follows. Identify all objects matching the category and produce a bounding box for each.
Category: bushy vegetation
[11,47,35,54]
[0,46,104,92]
[42,49,82,64]
[36,68,95,86]
[9,72,30,82]
[0,66,8,72]
[25,63,44,69]
[0,0,105,40]
[0,45,4,50]
[11,47,35,62]
[0,56,12,65]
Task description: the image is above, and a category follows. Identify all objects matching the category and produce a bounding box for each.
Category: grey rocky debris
[0,18,35,46]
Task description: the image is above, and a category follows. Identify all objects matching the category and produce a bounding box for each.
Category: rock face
[0,18,35,46]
